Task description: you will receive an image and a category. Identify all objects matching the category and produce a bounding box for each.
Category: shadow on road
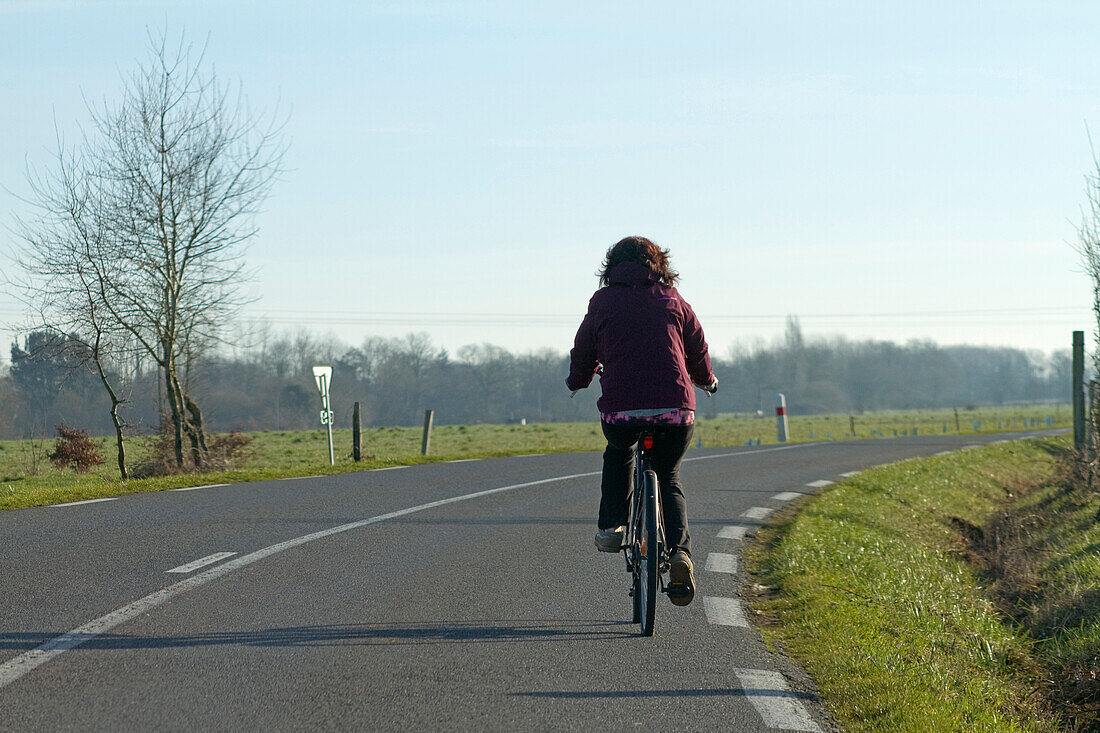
[0,620,634,652]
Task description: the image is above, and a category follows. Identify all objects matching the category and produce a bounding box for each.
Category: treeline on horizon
[0,320,1071,440]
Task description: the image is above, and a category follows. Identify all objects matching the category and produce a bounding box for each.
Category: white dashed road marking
[805,479,834,488]
[771,492,802,502]
[50,498,117,507]
[742,506,774,521]
[166,552,238,574]
[702,596,749,627]
[370,466,409,472]
[717,525,748,540]
[839,470,860,477]
[734,668,824,732]
[705,552,738,574]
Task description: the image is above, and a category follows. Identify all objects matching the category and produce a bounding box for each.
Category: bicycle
[623,429,667,637]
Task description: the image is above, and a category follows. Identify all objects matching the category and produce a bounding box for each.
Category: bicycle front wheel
[639,469,660,636]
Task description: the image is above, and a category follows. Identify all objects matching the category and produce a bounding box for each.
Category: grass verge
[0,404,1070,512]
[744,435,1099,732]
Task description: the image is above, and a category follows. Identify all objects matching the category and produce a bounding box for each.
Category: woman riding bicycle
[566,235,718,607]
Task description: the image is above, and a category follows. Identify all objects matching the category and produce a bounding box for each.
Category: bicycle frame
[623,430,669,635]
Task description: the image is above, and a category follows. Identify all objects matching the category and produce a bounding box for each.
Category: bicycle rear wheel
[639,469,660,636]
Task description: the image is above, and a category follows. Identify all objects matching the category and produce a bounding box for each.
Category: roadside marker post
[776,393,789,443]
[1073,331,1085,450]
[313,366,335,466]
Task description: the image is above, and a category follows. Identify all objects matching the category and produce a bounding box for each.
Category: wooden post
[352,401,362,462]
[1074,330,1086,450]
[421,409,434,455]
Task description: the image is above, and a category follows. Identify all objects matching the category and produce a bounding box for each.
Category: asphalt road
[0,431,1054,732]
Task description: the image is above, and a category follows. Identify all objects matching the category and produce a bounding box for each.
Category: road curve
[0,432,1054,731]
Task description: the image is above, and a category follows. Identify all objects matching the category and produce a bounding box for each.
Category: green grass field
[0,404,1071,511]
[745,435,1097,731]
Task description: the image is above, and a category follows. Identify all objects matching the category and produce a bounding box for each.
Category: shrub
[47,425,105,473]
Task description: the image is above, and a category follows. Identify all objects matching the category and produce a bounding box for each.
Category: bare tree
[10,28,286,470]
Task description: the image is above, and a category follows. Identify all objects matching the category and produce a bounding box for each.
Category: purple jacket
[567,261,716,413]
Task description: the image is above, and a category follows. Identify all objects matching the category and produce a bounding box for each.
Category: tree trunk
[163,360,186,467]
[185,394,209,457]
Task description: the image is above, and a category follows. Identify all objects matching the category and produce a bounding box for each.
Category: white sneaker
[594,526,625,552]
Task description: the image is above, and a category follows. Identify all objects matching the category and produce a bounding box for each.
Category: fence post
[1074,330,1086,451]
[352,401,362,462]
[776,393,789,443]
[422,409,434,456]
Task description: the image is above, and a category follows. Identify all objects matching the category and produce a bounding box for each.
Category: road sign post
[313,366,335,466]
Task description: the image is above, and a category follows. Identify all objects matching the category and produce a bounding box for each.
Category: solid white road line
[717,525,748,540]
[166,552,238,574]
[742,506,774,521]
[170,484,229,493]
[734,668,823,732]
[805,479,834,488]
[50,498,117,508]
[684,443,812,463]
[702,596,749,627]
[705,552,738,574]
[771,491,802,502]
[0,469,601,690]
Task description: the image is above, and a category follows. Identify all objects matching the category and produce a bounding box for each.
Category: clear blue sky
[2,1,1097,360]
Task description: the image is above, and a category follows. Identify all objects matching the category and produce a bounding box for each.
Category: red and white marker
[776,393,789,443]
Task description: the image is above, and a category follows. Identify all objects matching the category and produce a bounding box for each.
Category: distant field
[0,404,1071,511]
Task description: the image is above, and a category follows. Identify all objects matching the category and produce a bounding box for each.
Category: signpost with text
[313,366,335,466]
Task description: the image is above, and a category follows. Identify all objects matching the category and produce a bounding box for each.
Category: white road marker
[839,470,861,477]
[445,458,480,463]
[50,498,117,508]
[705,552,738,574]
[718,525,748,540]
[734,668,823,732]
[166,552,238,574]
[772,491,802,502]
[170,483,228,492]
[370,466,409,472]
[702,596,749,627]
[742,506,773,521]
[805,479,834,488]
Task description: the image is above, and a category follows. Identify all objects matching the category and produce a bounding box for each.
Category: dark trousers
[598,421,693,557]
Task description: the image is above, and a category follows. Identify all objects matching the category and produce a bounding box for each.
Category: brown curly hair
[598,236,679,287]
